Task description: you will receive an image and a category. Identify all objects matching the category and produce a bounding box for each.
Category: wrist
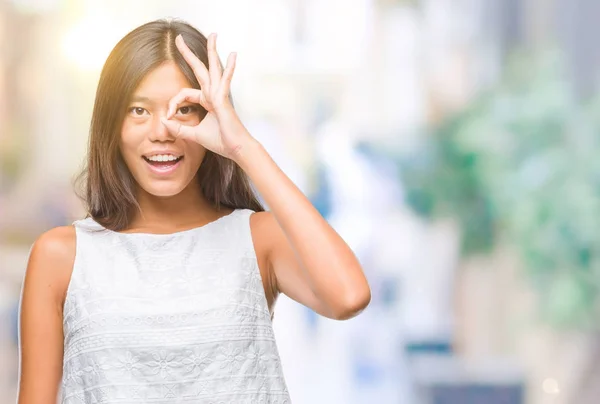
[232,137,264,169]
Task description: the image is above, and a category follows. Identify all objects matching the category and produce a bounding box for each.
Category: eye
[177,105,199,115]
[128,107,148,116]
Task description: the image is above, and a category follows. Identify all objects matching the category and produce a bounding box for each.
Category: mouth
[142,155,184,175]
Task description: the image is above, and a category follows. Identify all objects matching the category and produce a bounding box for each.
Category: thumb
[160,117,197,142]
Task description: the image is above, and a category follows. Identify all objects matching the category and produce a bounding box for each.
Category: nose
[148,112,175,142]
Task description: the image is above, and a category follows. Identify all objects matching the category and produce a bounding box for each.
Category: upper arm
[250,211,331,318]
[18,226,76,404]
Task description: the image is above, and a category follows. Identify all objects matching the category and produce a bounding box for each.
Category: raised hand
[161,33,251,159]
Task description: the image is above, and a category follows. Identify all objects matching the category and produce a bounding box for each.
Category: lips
[142,156,183,164]
[142,155,184,175]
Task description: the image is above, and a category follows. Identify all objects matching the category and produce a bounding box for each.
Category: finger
[160,117,197,141]
[220,52,237,94]
[167,88,203,118]
[207,33,223,86]
[175,34,210,91]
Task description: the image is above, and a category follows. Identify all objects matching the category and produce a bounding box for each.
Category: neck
[128,181,225,232]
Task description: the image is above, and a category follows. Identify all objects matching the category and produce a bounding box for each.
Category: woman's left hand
[161,33,252,160]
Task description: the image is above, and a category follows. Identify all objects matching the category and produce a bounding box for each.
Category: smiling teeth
[147,155,179,162]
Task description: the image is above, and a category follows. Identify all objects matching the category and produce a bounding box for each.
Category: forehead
[132,61,192,101]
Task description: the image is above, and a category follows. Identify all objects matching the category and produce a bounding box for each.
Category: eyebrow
[130,95,152,103]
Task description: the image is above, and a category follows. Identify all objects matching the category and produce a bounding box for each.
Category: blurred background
[2,0,600,403]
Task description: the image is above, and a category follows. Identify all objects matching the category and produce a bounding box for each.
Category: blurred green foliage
[400,50,600,329]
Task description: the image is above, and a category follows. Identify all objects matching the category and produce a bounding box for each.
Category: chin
[139,181,190,198]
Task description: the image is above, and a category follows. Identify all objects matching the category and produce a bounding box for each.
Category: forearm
[234,134,370,314]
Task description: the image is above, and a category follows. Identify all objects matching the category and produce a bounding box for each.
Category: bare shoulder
[248,211,281,310]
[248,210,277,232]
[30,225,76,265]
[249,211,275,257]
[248,211,283,249]
[18,225,76,402]
[25,225,77,306]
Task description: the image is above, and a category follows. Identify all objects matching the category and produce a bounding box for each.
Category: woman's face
[120,61,205,198]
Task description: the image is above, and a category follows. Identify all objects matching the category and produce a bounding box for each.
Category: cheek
[120,121,145,159]
[184,142,207,169]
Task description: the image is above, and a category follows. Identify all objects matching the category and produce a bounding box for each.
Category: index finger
[175,34,210,90]
[207,33,223,86]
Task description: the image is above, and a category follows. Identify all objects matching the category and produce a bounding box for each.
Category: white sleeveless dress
[61,209,291,403]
